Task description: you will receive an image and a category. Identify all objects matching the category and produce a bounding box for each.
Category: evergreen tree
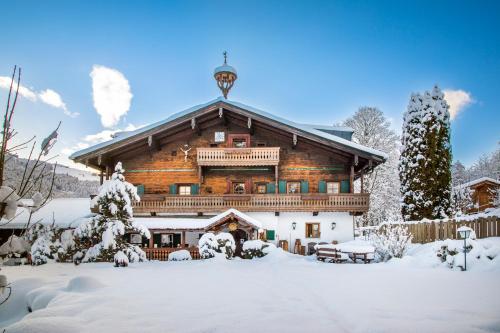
[73,162,150,265]
[399,86,452,220]
[452,161,468,186]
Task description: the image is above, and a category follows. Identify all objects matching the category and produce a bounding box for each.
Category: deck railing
[133,193,369,214]
[196,147,280,166]
[144,247,202,261]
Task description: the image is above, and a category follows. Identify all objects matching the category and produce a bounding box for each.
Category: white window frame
[178,185,191,196]
[327,182,340,194]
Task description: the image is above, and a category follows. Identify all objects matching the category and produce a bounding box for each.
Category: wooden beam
[350,165,354,194]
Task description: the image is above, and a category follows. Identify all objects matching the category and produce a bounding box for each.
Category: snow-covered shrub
[198,232,236,259]
[372,223,413,261]
[29,225,77,265]
[114,251,129,267]
[72,162,150,266]
[242,240,276,259]
[168,249,192,261]
[0,235,31,262]
[435,237,498,270]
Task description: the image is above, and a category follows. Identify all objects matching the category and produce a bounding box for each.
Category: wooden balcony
[133,193,369,214]
[196,147,280,166]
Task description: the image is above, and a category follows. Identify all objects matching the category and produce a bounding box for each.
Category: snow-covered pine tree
[451,185,473,216]
[73,162,150,266]
[343,107,402,225]
[399,86,452,220]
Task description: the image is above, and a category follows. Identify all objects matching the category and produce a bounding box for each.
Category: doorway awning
[204,208,263,231]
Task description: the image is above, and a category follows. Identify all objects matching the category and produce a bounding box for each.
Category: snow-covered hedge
[372,223,412,262]
[30,225,76,265]
[168,250,192,261]
[242,240,276,259]
[198,232,235,259]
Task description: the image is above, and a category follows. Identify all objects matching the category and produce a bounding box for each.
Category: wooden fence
[144,247,202,261]
[406,216,500,244]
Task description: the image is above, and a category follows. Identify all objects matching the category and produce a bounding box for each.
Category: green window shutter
[318,180,326,193]
[266,230,275,241]
[136,184,145,195]
[278,180,287,194]
[169,184,177,195]
[266,182,276,194]
[300,180,309,193]
[340,180,350,193]
[191,183,199,195]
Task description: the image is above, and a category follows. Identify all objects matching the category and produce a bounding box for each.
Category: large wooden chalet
[70,57,386,255]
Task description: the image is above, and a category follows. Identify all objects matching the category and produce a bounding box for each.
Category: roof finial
[214,52,238,99]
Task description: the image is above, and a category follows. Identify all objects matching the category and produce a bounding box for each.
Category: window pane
[257,184,266,194]
[287,182,300,193]
[179,186,191,195]
[233,183,245,194]
[327,182,340,194]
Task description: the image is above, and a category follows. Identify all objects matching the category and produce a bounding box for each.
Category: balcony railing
[196,147,280,166]
[133,193,369,214]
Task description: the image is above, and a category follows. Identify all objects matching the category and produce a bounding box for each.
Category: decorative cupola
[214,51,237,99]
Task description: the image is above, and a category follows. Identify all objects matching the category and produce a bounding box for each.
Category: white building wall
[246,211,354,246]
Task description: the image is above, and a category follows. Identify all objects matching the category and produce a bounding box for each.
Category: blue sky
[1,0,499,169]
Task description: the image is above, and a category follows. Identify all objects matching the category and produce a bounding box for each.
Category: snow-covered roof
[455,177,500,189]
[133,208,262,230]
[70,97,387,161]
[0,198,94,229]
[214,64,237,76]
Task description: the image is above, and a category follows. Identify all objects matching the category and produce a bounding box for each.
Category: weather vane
[214,51,237,99]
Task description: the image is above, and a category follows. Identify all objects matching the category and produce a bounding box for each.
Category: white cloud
[90,65,133,128]
[0,76,78,117]
[0,76,37,101]
[443,89,473,120]
[39,89,79,117]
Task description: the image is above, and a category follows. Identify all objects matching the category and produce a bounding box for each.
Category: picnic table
[315,241,375,264]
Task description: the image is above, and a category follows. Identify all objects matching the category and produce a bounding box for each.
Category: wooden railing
[134,193,370,214]
[197,147,280,166]
[144,247,202,261]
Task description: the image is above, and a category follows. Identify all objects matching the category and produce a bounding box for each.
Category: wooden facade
[468,179,500,213]
[71,99,385,214]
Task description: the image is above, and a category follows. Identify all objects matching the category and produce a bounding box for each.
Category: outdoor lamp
[291,222,297,230]
[331,222,337,230]
[457,226,472,271]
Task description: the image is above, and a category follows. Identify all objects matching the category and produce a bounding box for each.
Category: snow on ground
[1,242,500,333]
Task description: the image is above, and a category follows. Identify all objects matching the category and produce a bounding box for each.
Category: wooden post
[105,165,110,180]
[275,166,279,194]
[148,230,154,248]
[99,169,104,185]
[360,171,364,193]
[182,231,186,247]
[350,165,354,194]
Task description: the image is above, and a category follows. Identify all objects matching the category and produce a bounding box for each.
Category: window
[327,182,340,194]
[256,183,267,194]
[228,134,250,147]
[232,138,247,148]
[306,223,320,238]
[214,131,225,143]
[287,182,301,194]
[233,182,246,194]
[178,185,191,196]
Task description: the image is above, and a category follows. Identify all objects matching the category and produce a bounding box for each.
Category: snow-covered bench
[315,241,375,264]
[316,247,349,263]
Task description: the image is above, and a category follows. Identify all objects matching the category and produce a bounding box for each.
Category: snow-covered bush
[0,235,31,262]
[198,232,236,259]
[168,249,192,261]
[72,162,150,265]
[29,225,76,265]
[114,251,129,267]
[242,240,276,259]
[436,238,499,270]
[372,223,413,261]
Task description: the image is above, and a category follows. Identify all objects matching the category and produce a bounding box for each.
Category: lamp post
[457,226,472,271]
[331,222,337,230]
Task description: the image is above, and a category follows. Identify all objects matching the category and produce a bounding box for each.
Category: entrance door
[230,229,248,257]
